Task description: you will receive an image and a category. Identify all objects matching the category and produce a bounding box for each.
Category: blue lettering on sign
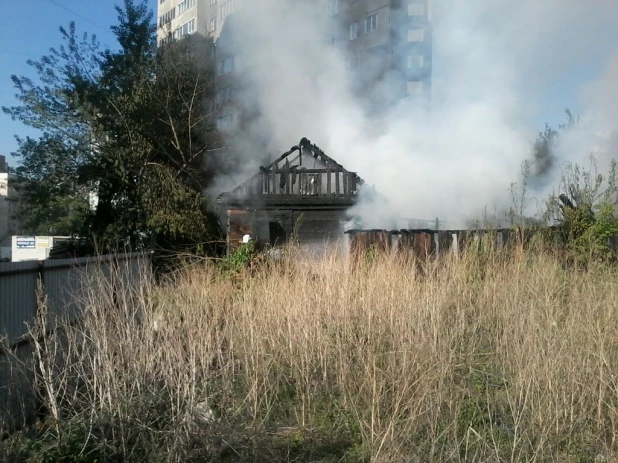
[16,237,36,249]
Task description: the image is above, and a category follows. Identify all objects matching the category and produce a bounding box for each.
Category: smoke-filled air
[216,0,618,229]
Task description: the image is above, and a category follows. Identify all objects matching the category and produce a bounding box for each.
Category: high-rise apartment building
[157,0,243,134]
[332,0,433,110]
[156,0,241,46]
[156,0,432,134]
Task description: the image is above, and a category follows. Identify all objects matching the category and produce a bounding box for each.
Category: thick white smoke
[217,0,618,228]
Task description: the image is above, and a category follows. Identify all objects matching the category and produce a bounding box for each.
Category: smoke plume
[213,0,618,228]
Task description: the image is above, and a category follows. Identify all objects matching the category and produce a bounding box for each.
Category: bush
[536,159,618,264]
[219,240,262,277]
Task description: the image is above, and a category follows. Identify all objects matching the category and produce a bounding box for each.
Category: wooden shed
[216,138,365,255]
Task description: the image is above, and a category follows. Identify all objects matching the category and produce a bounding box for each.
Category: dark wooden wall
[293,210,348,250]
[346,228,536,261]
[227,209,348,254]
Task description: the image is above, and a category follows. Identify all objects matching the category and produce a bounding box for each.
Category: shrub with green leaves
[534,157,618,263]
[571,202,618,262]
[219,241,260,277]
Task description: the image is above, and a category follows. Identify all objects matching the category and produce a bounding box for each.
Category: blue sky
[0,0,158,163]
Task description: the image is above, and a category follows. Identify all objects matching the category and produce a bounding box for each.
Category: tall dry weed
[4,249,618,462]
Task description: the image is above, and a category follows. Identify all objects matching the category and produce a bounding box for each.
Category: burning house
[216,138,365,255]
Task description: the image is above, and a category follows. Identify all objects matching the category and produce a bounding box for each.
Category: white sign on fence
[15,237,35,249]
[36,237,50,248]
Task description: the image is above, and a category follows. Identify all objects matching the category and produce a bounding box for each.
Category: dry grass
[4,247,618,462]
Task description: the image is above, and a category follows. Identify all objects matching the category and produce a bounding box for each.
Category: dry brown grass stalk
[4,249,618,462]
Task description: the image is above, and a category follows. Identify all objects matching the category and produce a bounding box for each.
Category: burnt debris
[216,137,365,208]
[216,138,370,255]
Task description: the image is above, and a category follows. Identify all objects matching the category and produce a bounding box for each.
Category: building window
[158,8,176,28]
[160,0,165,4]
[215,85,235,108]
[328,0,339,16]
[407,54,424,69]
[408,2,425,16]
[218,25,233,46]
[348,56,359,70]
[217,55,235,76]
[216,113,237,132]
[209,17,217,32]
[211,0,217,4]
[408,28,424,42]
[327,33,337,46]
[365,13,378,33]
[219,0,238,20]
[407,80,424,96]
[215,89,223,108]
[177,0,196,15]
[159,35,174,46]
[174,18,196,39]
[349,22,358,40]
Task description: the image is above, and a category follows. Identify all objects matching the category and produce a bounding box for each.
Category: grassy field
[4,246,618,462]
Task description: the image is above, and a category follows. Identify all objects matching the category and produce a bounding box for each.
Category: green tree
[4,21,100,235]
[9,135,92,235]
[3,0,222,254]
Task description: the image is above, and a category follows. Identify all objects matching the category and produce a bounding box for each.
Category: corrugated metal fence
[0,252,152,435]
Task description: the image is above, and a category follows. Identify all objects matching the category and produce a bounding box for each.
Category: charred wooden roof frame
[216,137,366,210]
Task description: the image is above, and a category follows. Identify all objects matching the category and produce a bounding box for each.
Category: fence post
[452,232,459,259]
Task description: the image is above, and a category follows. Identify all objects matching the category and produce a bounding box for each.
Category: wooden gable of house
[217,138,365,209]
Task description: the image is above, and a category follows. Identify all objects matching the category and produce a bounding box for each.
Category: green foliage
[569,202,618,262]
[3,418,112,463]
[2,385,187,462]
[219,241,260,277]
[364,244,378,264]
[510,109,618,264]
[3,0,222,255]
[541,159,618,263]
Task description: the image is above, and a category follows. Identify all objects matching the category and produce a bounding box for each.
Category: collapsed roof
[216,137,366,208]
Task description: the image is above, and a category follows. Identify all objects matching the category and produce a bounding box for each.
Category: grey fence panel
[0,261,40,343]
[45,265,89,331]
[115,254,150,313]
[44,265,80,330]
[1,252,152,344]
[0,252,153,435]
[0,343,37,434]
[44,256,116,330]
[45,254,150,330]
[121,253,151,293]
